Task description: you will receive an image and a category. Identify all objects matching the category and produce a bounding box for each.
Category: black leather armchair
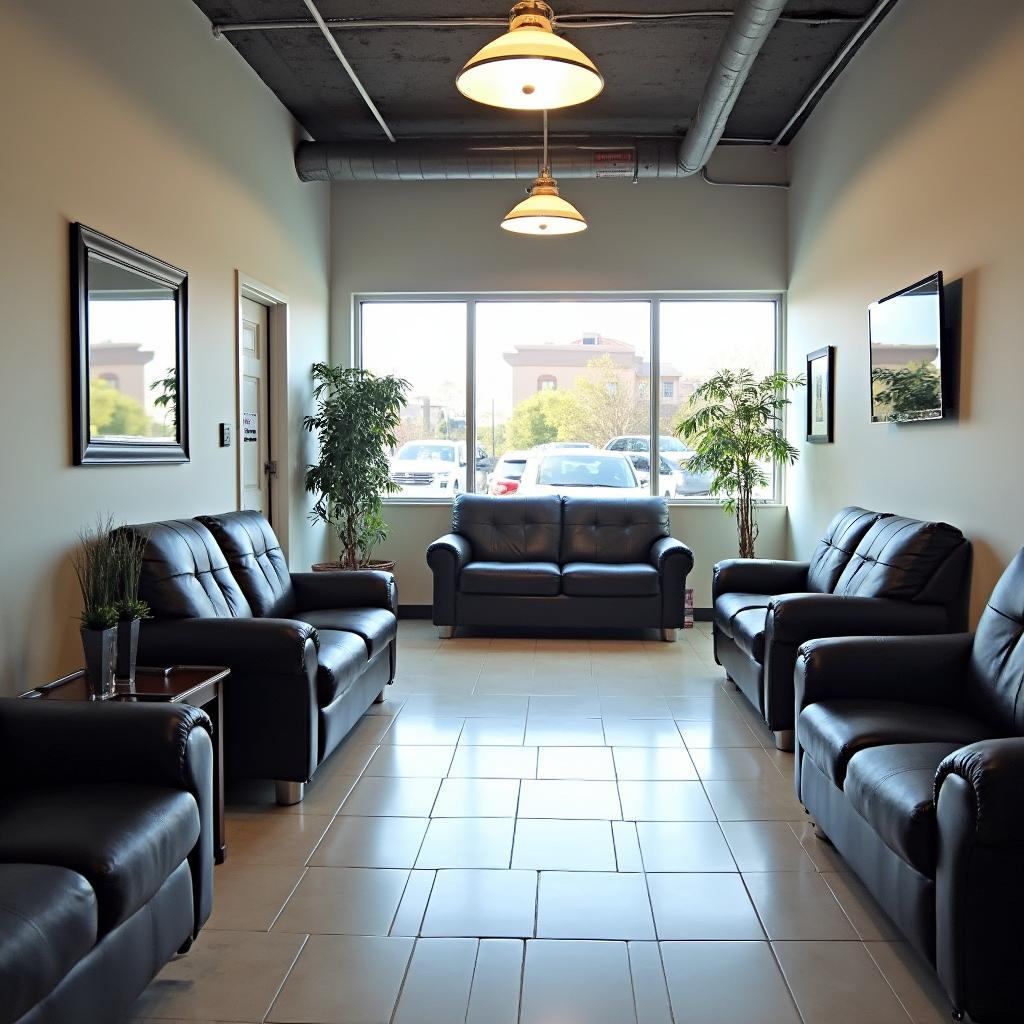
[793,548,1024,1024]
[0,700,212,1024]
[428,495,694,638]
[713,506,971,748]
[130,511,397,804]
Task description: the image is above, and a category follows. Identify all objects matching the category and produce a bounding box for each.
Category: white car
[517,448,646,498]
[604,434,696,470]
[488,450,532,495]
[389,440,468,497]
[627,453,686,498]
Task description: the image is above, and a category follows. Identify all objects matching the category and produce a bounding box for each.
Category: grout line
[262,931,309,1024]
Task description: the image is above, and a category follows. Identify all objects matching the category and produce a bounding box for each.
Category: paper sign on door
[242,412,258,443]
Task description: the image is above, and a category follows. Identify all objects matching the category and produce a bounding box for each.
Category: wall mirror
[71,223,189,464]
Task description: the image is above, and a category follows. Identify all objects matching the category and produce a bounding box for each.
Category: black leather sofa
[713,507,971,748]
[795,549,1024,1024]
[0,700,213,1024]
[427,494,694,639]
[129,510,397,804]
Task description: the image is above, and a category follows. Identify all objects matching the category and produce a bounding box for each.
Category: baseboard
[398,604,713,622]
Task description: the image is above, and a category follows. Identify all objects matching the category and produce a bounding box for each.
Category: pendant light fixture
[456,1,603,111]
[501,111,587,236]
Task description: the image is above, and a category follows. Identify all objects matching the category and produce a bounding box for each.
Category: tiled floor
[129,621,959,1024]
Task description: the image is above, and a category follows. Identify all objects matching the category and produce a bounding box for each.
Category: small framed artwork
[806,346,834,444]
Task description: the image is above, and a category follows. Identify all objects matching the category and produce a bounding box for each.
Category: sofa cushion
[562,562,659,597]
[561,497,668,564]
[198,511,295,618]
[461,561,561,597]
[0,786,199,935]
[0,863,97,1024]
[452,494,562,562]
[832,516,966,602]
[316,629,369,706]
[844,742,962,878]
[303,608,397,660]
[714,593,772,639]
[799,699,990,788]
[131,519,252,619]
[731,608,768,662]
[807,507,884,594]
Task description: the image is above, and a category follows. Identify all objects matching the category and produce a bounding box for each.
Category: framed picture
[806,346,834,444]
[71,223,189,465]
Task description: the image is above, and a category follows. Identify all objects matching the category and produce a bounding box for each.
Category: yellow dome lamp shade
[501,171,587,235]
[457,1,603,111]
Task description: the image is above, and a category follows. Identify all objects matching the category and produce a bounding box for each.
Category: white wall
[0,0,331,694]
[329,148,790,608]
[785,0,1024,623]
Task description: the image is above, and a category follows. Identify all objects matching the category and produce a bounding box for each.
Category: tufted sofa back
[832,516,970,620]
[964,548,1024,733]
[131,519,251,619]
[452,494,562,562]
[560,496,669,564]
[198,511,295,618]
[806,506,887,594]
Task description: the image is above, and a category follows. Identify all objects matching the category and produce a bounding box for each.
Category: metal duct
[676,0,787,174]
[295,137,686,182]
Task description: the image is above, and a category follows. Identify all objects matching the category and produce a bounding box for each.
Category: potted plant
[72,517,119,699]
[112,526,150,687]
[676,368,803,559]
[303,363,410,571]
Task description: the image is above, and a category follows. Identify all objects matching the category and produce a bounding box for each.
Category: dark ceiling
[192,1,894,145]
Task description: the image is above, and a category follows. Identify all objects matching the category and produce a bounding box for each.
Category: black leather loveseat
[427,494,693,639]
[713,507,971,748]
[794,549,1024,1024]
[129,510,397,804]
[0,699,213,1024]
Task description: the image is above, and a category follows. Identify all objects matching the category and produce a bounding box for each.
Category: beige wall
[329,149,790,608]
[0,0,331,694]
[785,0,1024,623]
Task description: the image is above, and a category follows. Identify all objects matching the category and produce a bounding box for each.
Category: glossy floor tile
[132,620,954,1024]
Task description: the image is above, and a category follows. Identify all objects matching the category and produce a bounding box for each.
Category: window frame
[354,291,786,507]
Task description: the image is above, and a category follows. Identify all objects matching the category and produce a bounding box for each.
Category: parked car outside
[389,440,469,497]
[517,447,646,498]
[534,441,595,450]
[604,434,696,470]
[488,450,531,495]
[627,453,685,498]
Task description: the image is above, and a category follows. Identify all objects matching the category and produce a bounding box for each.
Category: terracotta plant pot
[311,560,397,573]
[81,626,117,700]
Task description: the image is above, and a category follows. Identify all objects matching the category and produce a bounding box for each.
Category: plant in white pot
[303,363,410,571]
[72,517,119,699]
[676,368,803,559]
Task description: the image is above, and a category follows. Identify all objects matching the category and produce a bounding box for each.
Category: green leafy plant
[111,527,151,622]
[303,364,410,570]
[871,362,941,421]
[150,367,178,432]
[72,516,119,630]
[677,369,803,559]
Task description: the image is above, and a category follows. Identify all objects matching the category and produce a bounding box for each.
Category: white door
[240,296,271,516]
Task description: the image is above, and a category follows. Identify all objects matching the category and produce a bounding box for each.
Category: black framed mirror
[71,223,189,464]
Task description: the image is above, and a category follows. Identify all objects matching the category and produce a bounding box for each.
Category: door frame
[235,271,291,560]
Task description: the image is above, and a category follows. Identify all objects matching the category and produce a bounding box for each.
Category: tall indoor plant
[303,363,410,570]
[677,369,803,558]
[72,516,119,698]
[111,526,150,685]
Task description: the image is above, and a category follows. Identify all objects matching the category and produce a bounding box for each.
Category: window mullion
[466,299,476,494]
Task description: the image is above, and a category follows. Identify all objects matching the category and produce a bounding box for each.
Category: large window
[358,296,780,502]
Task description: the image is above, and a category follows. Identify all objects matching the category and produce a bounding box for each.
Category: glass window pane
[474,301,653,498]
[658,301,778,500]
[360,301,467,501]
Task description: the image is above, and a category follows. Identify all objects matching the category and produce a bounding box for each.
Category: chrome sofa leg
[437,625,454,639]
[374,689,386,704]
[772,730,795,752]
[275,780,305,806]
[811,821,832,844]
[661,628,679,643]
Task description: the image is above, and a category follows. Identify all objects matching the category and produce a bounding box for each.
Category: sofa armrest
[936,739,1024,844]
[292,570,396,614]
[650,537,695,574]
[427,533,471,573]
[769,594,948,646]
[795,633,974,713]
[138,617,319,676]
[713,558,810,600]
[651,538,695,630]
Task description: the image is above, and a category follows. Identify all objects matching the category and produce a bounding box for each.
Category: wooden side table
[21,666,229,864]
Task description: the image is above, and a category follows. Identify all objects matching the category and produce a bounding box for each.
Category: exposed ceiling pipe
[295,137,690,182]
[299,0,394,142]
[676,0,788,175]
